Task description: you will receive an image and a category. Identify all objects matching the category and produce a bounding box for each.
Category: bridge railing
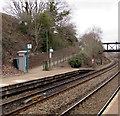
[103,42,120,52]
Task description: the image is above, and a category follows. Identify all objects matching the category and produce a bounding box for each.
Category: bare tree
[4,0,48,51]
[85,26,103,41]
[80,27,104,59]
[5,0,46,19]
[4,0,72,51]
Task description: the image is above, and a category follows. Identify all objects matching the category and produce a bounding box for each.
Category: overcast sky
[65,0,118,42]
[0,0,119,42]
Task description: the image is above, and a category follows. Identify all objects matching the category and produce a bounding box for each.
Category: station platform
[1,59,115,88]
[1,61,114,88]
[102,91,119,115]
[1,65,81,87]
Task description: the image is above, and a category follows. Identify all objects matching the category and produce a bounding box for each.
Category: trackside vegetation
[4,0,78,52]
[68,27,104,68]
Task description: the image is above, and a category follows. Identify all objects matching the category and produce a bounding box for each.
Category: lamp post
[49,47,54,69]
[44,27,58,71]
[46,30,49,56]
[26,44,32,72]
[44,30,49,71]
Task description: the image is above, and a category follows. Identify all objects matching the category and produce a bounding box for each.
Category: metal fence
[43,53,77,70]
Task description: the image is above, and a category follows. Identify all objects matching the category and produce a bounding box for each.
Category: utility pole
[44,30,49,71]
[26,45,28,72]
[26,44,32,72]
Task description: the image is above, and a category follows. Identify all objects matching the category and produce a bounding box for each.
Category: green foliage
[40,39,46,52]
[7,0,78,52]
[48,1,70,22]
[80,27,104,59]
[50,36,68,50]
[49,1,57,12]
[77,51,92,66]
[68,57,82,68]
[41,33,68,52]
[18,22,28,34]
[68,51,92,68]
[39,12,54,29]
[57,24,78,46]
[57,10,70,21]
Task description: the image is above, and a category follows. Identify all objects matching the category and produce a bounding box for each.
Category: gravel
[20,66,118,115]
[68,74,118,115]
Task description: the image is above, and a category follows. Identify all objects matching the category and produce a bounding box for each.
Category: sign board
[19,54,24,57]
[49,48,53,53]
[27,44,32,49]
[92,59,95,64]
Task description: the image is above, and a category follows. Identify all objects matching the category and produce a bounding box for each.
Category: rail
[43,53,77,70]
[2,61,118,115]
[59,71,119,116]
[97,86,119,116]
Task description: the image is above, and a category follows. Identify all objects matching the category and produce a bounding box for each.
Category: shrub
[68,51,92,68]
[68,57,82,68]
[77,51,92,66]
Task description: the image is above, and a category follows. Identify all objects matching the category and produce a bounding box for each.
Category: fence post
[66,55,67,61]
[63,56,64,62]
[57,57,59,65]
[46,52,78,68]
[61,56,62,63]
[43,61,45,71]
[59,56,61,63]
[53,58,55,66]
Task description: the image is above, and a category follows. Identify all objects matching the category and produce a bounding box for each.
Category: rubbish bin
[13,58,19,69]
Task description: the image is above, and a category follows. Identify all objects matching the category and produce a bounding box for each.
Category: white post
[49,52,52,59]
[49,48,54,69]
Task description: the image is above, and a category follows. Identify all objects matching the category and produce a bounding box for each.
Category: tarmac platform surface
[1,65,80,87]
[102,91,119,115]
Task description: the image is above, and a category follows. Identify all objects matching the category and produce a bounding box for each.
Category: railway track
[2,70,95,115]
[2,61,118,115]
[97,86,119,115]
[1,69,93,98]
[59,71,119,116]
[1,61,116,99]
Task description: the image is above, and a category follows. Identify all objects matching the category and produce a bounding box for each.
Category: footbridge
[103,42,120,52]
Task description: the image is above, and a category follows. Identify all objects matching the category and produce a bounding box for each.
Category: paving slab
[102,91,119,114]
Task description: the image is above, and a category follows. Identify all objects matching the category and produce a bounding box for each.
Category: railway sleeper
[1,69,95,98]
[23,94,46,104]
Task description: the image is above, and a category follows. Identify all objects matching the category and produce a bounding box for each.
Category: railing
[43,53,77,70]
[103,42,120,52]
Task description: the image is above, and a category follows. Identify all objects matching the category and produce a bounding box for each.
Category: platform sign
[92,59,95,64]
[49,48,53,53]
[49,48,53,59]
[27,44,32,49]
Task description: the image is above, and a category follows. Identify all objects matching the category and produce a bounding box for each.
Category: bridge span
[103,42,120,52]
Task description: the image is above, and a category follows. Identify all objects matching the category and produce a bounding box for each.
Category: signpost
[44,27,57,71]
[49,48,53,58]
[92,59,95,64]
[49,48,54,68]
[26,44,32,72]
